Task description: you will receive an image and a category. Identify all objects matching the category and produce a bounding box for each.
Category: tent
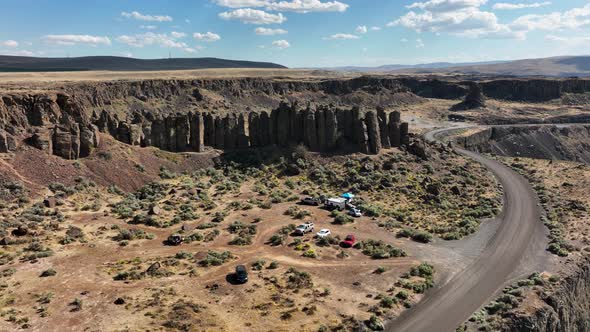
[341,192,355,200]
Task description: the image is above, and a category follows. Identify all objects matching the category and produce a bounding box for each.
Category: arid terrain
[1,70,590,331]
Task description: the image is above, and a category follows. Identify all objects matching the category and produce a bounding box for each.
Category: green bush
[199,251,233,267]
[333,213,354,225]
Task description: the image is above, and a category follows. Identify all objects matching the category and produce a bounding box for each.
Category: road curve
[387,127,544,332]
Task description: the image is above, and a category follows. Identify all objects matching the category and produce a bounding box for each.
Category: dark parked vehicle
[235,265,248,284]
[301,197,321,206]
[167,234,183,246]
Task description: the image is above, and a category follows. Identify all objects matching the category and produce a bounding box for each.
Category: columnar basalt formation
[1,101,412,159]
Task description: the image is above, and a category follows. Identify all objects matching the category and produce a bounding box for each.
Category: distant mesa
[0,55,287,72]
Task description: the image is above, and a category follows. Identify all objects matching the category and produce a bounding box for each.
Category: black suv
[235,265,248,284]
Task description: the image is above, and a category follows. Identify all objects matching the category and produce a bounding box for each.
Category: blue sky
[0,0,589,67]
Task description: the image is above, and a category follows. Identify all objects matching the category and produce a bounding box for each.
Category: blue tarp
[341,192,355,199]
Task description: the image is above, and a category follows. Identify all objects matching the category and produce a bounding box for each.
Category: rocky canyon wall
[457,125,590,164]
[501,258,590,332]
[0,89,411,158]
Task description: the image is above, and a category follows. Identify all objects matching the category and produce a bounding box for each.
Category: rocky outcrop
[452,83,486,111]
[501,258,590,332]
[457,125,590,164]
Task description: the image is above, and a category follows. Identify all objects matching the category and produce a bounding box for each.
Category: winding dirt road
[387,126,545,332]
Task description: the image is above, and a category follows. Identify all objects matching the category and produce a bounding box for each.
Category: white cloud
[193,32,221,42]
[43,35,111,46]
[493,2,551,10]
[416,38,425,48]
[406,0,487,12]
[255,27,288,35]
[214,0,270,7]
[324,33,360,40]
[219,8,286,24]
[371,26,382,31]
[171,31,187,38]
[120,51,134,58]
[355,25,368,34]
[389,0,525,39]
[116,32,188,49]
[266,0,348,13]
[140,25,158,30]
[401,38,409,42]
[272,39,291,48]
[510,4,590,31]
[1,40,18,48]
[214,0,349,13]
[121,11,173,22]
[2,50,35,56]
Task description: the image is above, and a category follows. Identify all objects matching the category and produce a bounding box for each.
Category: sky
[0,0,589,68]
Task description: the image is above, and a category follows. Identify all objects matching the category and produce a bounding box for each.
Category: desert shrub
[334,213,354,225]
[302,249,317,258]
[396,290,409,300]
[284,206,311,219]
[409,262,435,279]
[203,229,220,242]
[113,271,142,281]
[113,228,154,242]
[159,166,177,179]
[379,295,397,308]
[175,251,193,260]
[195,223,217,230]
[70,298,83,312]
[199,251,233,267]
[268,261,279,269]
[229,235,253,246]
[411,231,433,243]
[212,211,228,223]
[316,236,338,247]
[366,315,384,331]
[285,267,313,289]
[252,260,266,271]
[184,232,203,243]
[374,266,386,274]
[357,240,406,259]
[268,234,285,246]
[40,269,57,277]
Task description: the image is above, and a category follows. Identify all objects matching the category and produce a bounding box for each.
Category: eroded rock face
[1,85,412,158]
[452,83,486,111]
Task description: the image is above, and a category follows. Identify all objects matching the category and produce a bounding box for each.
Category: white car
[349,208,362,217]
[316,229,331,238]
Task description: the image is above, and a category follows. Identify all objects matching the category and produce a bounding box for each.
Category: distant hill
[0,55,287,72]
[321,56,590,77]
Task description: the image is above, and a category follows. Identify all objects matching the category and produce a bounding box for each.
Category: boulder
[149,205,161,216]
[11,226,28,237]
[408,140,429,160]
[43,197,57,208]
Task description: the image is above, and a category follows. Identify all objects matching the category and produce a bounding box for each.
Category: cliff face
[501,259,590,332]
[458,125,590,164]
[0,80,412,158]
[481,79,590,102]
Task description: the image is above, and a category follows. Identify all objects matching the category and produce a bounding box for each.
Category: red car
[340,234,356,248]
